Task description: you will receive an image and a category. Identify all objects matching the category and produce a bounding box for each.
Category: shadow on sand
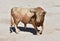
[10,26,40,35]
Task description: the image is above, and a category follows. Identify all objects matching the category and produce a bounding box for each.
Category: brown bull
[10,7,46,35]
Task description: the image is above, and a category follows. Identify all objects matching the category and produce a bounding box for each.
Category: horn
[42,11,46,16]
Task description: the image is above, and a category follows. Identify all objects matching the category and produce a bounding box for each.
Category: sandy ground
[0,0,60,41]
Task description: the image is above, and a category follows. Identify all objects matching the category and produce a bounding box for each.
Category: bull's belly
[21,16,31,24]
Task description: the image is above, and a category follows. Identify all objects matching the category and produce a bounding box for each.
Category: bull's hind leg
[11,16,15,27]
[11,16,20,33]
[14,19,21,33]
[14,24,20,33]
[24,23,27,28]
[10,16,15,33]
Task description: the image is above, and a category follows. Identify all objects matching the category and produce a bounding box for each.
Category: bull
[10,7,46,35]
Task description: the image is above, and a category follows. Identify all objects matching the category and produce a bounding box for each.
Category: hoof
[15,32,18,34]
[40,32,42,35]
[10,31,12,33]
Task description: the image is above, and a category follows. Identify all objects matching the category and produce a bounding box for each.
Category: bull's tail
[11,8,14,16]
[11,8,15,27]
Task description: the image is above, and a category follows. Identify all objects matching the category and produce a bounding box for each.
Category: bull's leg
[14,24,20,33]
[10,16,15,33]
[24,23,26,28]
[14,19,21,33]
[15,24,20,33]
[32,20,38,35]
[34,26,38,35]
[39,25,43,34]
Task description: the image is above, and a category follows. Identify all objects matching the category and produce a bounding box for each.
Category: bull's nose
[38,24,40,27]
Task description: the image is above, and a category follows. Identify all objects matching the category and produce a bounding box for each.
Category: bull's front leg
[34,26,38,35]
[32,21,38,35]
[39,25,44,34]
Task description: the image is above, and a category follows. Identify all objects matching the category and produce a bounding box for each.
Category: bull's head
[36,11,46,22]
[30,7,46,23]
[31,7,46,25]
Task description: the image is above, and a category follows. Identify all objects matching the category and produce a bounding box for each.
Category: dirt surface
[0,0,60,41]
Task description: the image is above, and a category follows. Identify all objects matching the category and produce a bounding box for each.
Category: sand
[0,0,60,41]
